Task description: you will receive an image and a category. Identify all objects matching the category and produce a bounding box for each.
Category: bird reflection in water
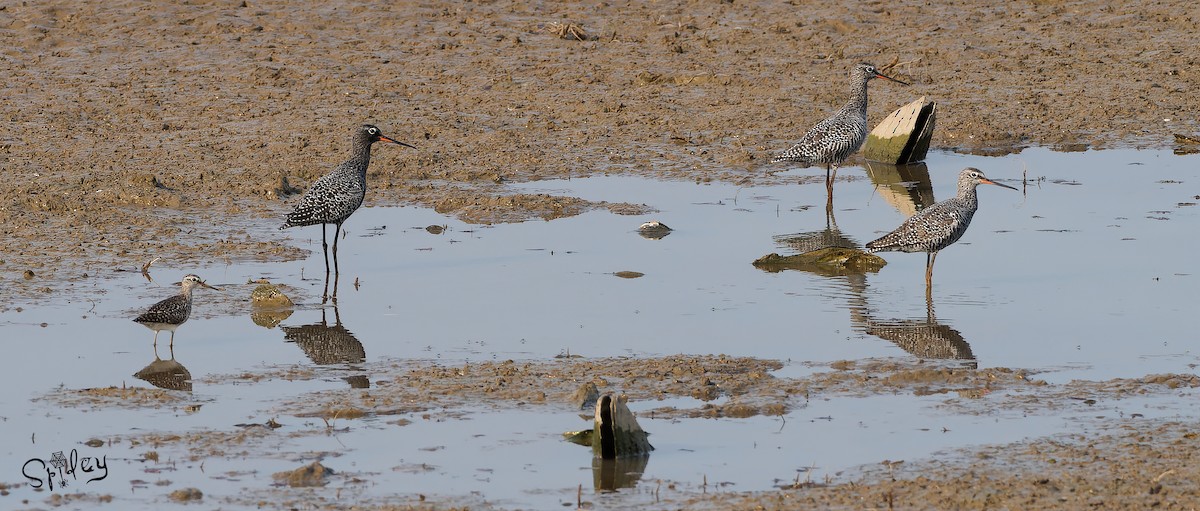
[847,273,976,367]
[133,343,192,392]
[772,160,936,265]
[281,306,368,386]
[773,194,859,262]
[771,159,975,365]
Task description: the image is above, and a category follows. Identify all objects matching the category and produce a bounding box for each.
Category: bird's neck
[842,77,871,118]
[347,141,374,177]
[957,183,980,204]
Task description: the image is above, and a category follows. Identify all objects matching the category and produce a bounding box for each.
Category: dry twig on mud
[141,257,160,281]
[546,21,596,41]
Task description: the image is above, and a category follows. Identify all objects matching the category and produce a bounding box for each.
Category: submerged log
[753,247,887,276]
[864,97,937,164]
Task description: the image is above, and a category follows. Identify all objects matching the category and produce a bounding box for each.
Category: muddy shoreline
[33,355,1200,509]
[3,0,1199,308]
[4,0,1200,508]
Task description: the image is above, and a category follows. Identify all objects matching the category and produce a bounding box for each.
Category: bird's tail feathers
[770,154,814,166]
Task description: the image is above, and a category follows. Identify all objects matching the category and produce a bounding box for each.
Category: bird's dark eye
[368,128,378,134]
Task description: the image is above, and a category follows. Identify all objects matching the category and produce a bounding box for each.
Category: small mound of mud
[270,355,786,420]
[34,385,192,410]
[274,461,334,488]
[168,488,203,502]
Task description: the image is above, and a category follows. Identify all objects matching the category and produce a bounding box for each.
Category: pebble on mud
[129,173,165,189]
[274,461,334,487]
[273,175,301,197]
[637,221,672,240]
[572,382,600,411]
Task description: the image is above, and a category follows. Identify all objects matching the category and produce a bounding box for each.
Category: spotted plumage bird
[866,167,1017,286]
[772,63,908,192]
[133,274,220,346]
[280,124,415,274]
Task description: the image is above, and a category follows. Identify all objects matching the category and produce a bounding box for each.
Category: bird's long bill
[981,178,1019,191]
[875,71,910,86]
[200,281,222,291]
[380,135,417,149]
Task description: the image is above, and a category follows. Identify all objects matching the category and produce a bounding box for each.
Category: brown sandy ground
[3,0,1199,308]
[29,355,1200,509]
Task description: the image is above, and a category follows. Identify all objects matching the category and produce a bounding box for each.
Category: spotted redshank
[133,274,220,346]
[866,167,1016,287]
[772,63,908,194]
[280,124,415,276]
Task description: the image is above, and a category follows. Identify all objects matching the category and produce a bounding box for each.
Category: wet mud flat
[24,355,1200,509]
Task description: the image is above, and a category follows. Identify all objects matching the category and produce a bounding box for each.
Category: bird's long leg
[321,224,331,275]
[925,276,934,311]
[825,164,835,196]
[169,330,176,348]
[332,222,342,276]
[152,331,159,347]
[825,166,835,216]
[925,251,938,288]
[321,223,332,303]
[331,221,343,302]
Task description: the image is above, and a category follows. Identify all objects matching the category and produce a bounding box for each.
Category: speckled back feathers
[280,125,396,229]
[866,168,1005,254]
[772,63,886,166]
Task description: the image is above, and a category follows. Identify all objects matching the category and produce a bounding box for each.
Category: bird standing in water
[133,274,220,346]
[281,124,415,277]
[867,167,1017,288]
[772,63,908,195]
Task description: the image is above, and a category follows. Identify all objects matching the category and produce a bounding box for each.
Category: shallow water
[2,148,1197,509]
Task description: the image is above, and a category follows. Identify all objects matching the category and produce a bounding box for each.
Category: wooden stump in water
[563,393,653,459]
[864,97,937,164]
[594,393,654,459]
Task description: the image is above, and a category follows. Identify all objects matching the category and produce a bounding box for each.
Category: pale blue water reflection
[1,148,1196,509]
